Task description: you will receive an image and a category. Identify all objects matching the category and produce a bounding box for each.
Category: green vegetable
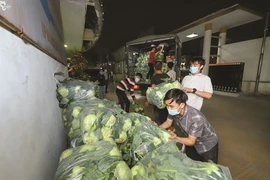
[71,166,85,179]
[74,86,81,94]
[122,118,132,132]
[57,86,69,97]
[101,126,113,139]
[109,147,121,156]
[146,81,182,109]
[131,164,147,179]
[83,131,99,144]
[114,161,131,180]
[59,149,73,162]
[115,131,127,143]
[72,106,82,118]
[83,114,97,131]
[71,118,80,130]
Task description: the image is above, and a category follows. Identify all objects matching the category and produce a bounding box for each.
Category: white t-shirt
[167,70,176,81]
[182,73,213,111]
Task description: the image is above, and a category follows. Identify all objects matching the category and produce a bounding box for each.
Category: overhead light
[186,33,198,38]
[64,44,68,48]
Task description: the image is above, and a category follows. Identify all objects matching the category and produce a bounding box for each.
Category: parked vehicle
[125,34,182,95]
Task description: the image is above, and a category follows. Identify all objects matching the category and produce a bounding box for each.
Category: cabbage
[114,161,131,180]
[59,149,73,162]
[83,131,99,144]
[71,118,80,130]
[70,166,85,179]
[83,114,97,131]
[57,86,69,97]
[122,118,132,132]
[131,164,147,179]
[109,147,121,156]
[74,86,81,94]
[101,126,113,139]
[79,144,97,153]
[72,106,82,118]
[115,131,128,143]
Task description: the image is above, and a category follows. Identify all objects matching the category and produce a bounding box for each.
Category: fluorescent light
[186,33,198,38]
[64,44,68,48]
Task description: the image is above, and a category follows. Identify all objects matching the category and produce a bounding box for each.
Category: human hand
[133,98,138,104]
[168,129,177,140]
[182,87,193,93]
[150,121,158,126]
[145,101,150,107]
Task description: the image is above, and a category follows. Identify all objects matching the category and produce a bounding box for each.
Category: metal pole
[254,7,270,95]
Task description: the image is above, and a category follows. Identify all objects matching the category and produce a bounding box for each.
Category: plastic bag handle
[171,140,185,153]
[54,71,66,87]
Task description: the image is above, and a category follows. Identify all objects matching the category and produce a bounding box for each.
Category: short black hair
[191,56,205,66]
[167,62,174,69]
[135,72,142,79]
[164,88,188,105]
[154,61,163,70]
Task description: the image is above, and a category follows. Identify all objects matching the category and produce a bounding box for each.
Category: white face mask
[189,66,199,74]
[135,77,140,83]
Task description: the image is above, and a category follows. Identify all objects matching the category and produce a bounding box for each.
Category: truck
[125,34,182,95]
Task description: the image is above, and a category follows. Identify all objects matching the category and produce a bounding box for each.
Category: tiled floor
[105,82,270,179]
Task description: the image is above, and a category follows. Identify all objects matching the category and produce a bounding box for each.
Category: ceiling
[60,0,86,51]
[60,0,104,52]
[173,5,263,43]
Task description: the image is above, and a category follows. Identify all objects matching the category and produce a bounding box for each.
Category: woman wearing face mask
[116,73,142,112]
[159,88,219,163]
[182,57,213,111]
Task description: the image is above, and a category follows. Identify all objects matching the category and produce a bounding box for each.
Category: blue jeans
[99,86,105,99]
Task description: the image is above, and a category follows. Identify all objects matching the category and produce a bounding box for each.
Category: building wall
[0,26,67,180]
[111,47,126,81]
[220,37,270,94]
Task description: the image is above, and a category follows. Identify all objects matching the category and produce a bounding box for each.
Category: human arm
[182,87,213,99]
[158,118,173,129]
[155,45,164,57]
[168,130,197,146]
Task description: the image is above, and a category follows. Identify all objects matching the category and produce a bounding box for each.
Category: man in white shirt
[166,61,176,81]
[182,57,213,111]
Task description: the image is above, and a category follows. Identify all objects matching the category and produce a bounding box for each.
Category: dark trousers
[146,63,154,79]
[105,79,109,93]
[185,143,219,163]
[153,106,168,125]
[116,89,130,112]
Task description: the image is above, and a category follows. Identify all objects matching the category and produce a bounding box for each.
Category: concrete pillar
[202,23,212,75]
[217,27,227,63]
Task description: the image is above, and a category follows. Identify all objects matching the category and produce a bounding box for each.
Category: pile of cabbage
[134,52,149,79]
[55,78,233,180]
[146,80,182,109]
[56,78,97,108]
[134,52,171,80]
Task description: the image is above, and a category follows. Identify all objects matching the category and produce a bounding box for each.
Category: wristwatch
[192,88,197,94]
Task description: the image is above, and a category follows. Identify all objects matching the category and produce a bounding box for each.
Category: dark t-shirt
[98,74,105,86]
[151,73,170,85]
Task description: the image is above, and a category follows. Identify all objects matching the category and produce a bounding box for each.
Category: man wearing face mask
[159,88,218,163]
[182,57,213,111]
[116,73,142,112]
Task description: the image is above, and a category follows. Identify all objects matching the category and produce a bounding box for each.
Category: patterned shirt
[168,105,218,154]
[117,77,136,99]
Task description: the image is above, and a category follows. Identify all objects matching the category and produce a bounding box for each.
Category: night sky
[84,0,270,62]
